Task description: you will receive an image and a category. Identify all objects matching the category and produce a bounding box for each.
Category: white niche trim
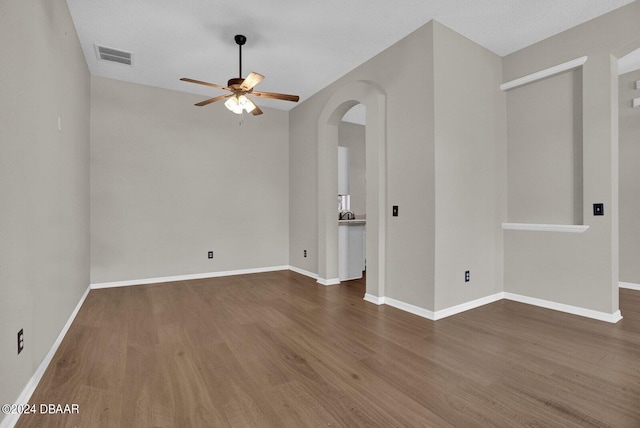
[502,223,589,233]
[500,56,588,91]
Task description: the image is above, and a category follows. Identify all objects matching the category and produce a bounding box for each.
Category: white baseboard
[433,293,504,320]
[363,293,385,305]
[317,277,340,286]
[90,265,290,289]
[91,265,345,290]
[384,297,435,320]
[363,291,622,324]
[288,266,318,280]
[503,292,623,323]
[364,294,502,321]
[619,281,640,291]
[0,286,91,428]
[96,269,622,324]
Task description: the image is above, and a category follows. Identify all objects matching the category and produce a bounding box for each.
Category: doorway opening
[317,81,386,301]
[338,104,366,282]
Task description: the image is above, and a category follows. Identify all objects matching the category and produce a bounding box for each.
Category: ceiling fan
[180,35,299,116]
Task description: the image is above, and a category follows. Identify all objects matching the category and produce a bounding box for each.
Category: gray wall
[502,1,640,314]
[507,69,583,225]
[619,69,640,284]
[338,122,366,217]
[0,0,90,416]
[90,77,290,284]
[432,22,506,311]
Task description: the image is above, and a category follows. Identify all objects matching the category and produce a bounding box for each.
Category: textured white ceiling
[66,0,637,113]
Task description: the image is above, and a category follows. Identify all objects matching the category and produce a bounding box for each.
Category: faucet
[339,210,356,220]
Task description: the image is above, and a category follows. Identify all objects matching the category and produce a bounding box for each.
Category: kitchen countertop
[338,219,366,225]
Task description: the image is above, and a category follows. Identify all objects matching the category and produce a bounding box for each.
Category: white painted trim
[502,223,589,233]
[384,297,435,320]
[90,266,290,289]
[620,281,640,291]
[500,56,588,91]
[433,293,504,320]
[363,291,622,324]
[363,293,385,305]
[610,311,623,323]
[0,286,91,428]
[288,266,318,280]
[317,277,340,286]
[368,293,503,321]
[503,292,622,323]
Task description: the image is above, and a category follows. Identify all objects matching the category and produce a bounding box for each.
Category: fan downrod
[234,34,247,78]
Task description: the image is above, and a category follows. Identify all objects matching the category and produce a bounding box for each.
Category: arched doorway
[317,80,387,301]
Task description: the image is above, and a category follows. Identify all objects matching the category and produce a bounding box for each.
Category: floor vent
[95,45,133,65]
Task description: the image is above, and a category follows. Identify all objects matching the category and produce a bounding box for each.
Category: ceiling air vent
[95,45,133,65]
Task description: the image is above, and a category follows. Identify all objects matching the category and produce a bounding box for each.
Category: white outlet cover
[633,98,640,108]
[636,80,640,90]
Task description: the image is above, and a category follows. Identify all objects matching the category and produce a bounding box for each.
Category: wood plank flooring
[16,271,640,427]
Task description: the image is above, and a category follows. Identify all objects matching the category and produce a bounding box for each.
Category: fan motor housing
[227,77,244,88]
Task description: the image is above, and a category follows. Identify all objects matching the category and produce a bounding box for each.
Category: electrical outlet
[17,329,24,354]
[208,251,214,259]
[304,249,307,258]
[465,271,470,282]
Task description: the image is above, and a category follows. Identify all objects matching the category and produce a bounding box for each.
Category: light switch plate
[593,203,604,216]
[17,329,24,354]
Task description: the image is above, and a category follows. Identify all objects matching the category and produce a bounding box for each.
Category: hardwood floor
[17,271,640,427]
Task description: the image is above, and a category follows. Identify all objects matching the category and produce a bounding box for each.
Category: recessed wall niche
[506,67,584,225]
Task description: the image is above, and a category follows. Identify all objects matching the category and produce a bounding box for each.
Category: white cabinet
[338,146,350,195]
[338,223,365,281]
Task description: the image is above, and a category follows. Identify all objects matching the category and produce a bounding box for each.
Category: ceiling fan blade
[252,91,299,102]
[195,94,232,107]
[240,72,264,91]
[251,104,263,116]
[180,77,229,91]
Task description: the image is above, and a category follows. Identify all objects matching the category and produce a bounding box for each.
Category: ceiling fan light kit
[225,94,256,114]
[180,34,299,117]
